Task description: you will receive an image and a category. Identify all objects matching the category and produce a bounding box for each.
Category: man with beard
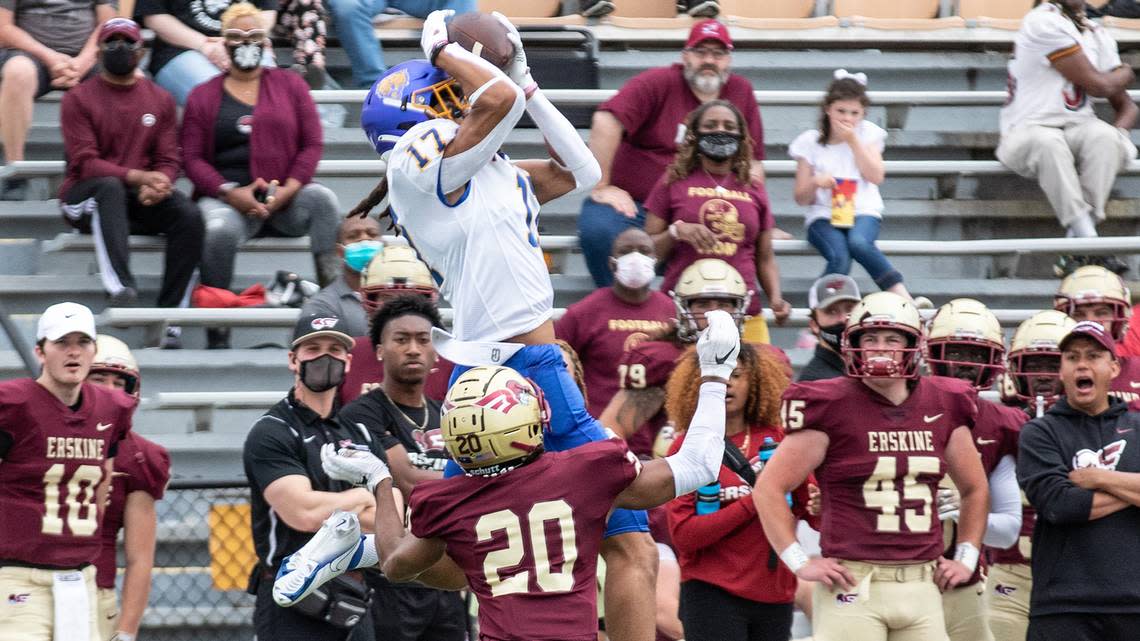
[338,295,465,641]
[798,274,861,382]
[577,19,766,287]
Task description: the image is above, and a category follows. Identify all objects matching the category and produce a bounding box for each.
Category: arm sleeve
[664,382,726,495]
[1017,421,1094,524]
[61,92,131,182]
[286,73,322,184]
[983,455,1022,548]
[180,89,228,197]
[123,438,172,501]
[524,91,601,194]
[151,91,181,181]
[243,420,309,491]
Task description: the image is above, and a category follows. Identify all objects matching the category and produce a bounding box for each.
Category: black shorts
[0,49,52,98]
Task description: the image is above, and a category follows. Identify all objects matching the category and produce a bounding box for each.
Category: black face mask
[696,132,741,161]
[228,42,263,71]
[299,354,346,393]
[818,322,846,352]
[102,44,139,77]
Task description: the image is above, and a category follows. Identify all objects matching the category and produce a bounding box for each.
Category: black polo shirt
[243,388,387,570]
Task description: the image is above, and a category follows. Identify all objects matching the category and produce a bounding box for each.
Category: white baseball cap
[37,302,96,342]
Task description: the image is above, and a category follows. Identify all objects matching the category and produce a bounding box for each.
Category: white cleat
[273,510,364,606]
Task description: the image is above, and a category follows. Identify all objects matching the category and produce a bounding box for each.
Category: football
[446,12,516,70]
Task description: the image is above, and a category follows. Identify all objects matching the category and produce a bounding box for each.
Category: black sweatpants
[1028,613,1140,641]
[62,176,203,308]
[365,571,466,641]
[679,579,793,641]
[253,569,372,641]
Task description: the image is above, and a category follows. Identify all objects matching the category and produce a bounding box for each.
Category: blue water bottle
[696,482,721,515]
[758,437,793,507]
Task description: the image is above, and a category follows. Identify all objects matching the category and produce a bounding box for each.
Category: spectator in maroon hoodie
[181,3,339,301]
[59,18,204,347]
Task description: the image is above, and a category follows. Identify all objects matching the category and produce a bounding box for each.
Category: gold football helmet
[1054,265,1130,340]
[842,292,924,379]
[361,244,438,313]
[926,298,1005,390]
[671,259,752,342]
[90,335,140,396]
[441,366,548,476]
[1007,310,1077,406]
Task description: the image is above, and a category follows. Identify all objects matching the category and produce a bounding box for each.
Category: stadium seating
[611,0,677,18]
[832,0,940,19]
[957,0,1033,20]
[719,0,815,19]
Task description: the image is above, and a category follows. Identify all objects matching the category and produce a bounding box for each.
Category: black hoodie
[1017,397,1140,615]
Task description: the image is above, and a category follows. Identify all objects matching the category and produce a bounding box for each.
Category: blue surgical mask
[343,240,382,273]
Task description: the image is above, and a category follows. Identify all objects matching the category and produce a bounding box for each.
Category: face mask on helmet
[299,354,346,393]
[926,342,1004,390]
[343,240,382,274]
[842,327,922,379]
[1009,352,1063,409]
[676,297,747,343]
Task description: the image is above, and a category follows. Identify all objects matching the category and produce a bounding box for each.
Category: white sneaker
[273,510,364,606]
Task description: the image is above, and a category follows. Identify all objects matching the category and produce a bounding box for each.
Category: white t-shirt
[386,118,553,343]
[1000,3,1122,134]
[787,120,887,226]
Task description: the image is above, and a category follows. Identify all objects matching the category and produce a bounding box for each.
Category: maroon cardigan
[181,67,322,200]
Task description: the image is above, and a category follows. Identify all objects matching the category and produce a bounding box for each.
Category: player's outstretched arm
[937,424,990,591]
[754,430,856,592]
[599,387,666,440]
[614,311,737,509]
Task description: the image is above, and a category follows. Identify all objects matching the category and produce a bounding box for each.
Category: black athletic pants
[365,571,467,641]
[62,176,203,307]
[679,579,793,641]
[1028,613,1140,641]
[253,569,372,641]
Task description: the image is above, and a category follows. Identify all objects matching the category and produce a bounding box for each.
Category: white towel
[52,570,90,641]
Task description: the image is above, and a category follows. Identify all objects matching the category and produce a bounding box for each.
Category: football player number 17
[862,456,939,533]
[475,499,577,597]
[42,463,102,536]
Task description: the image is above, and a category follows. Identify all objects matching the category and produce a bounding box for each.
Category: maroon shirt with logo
[645,171,773,316]
[0,380,135,568]
[782,375,976,562]
[599,64,764,203]
[96,432,171,588]
[339,336,455,404]
[1110,355,1140,405]
[409,439,640,641]
[555,288,675,418]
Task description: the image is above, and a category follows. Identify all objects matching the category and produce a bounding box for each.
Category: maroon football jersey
[339,336,455,404]
[987,412,1034,566]
[617,340,685,457]
[96,433,171,588]
[554,288,675,418]
[941,399,1027,584]
[0,380,134,568]
[781,375,977,562]
[409,440,641,641]
[1109,355,1140,405]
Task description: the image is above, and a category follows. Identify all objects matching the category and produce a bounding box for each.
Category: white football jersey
[386,118,553,342]
[1001,3,1122,134]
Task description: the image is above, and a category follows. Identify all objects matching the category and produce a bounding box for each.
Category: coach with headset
[243,312,386,641]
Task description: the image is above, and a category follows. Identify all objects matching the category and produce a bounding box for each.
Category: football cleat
[273,511,366,607]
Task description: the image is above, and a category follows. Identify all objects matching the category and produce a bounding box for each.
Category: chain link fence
[131,481,256,641]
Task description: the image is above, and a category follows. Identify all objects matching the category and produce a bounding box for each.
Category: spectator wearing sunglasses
[59,18,204,346]
[137,0,277,105]
[182,2,340,348]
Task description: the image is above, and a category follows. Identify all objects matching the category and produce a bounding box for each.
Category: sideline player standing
[1053,265,1140,402]
[754,292,990,641]
[0,303,135,641]
[924,299,1024,641]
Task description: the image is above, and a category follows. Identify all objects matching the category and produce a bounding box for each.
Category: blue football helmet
[361,60,468,157]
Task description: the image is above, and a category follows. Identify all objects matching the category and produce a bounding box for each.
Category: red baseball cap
[1059,320,1117,359]
[686,19,733,50]
[99,18,142,44]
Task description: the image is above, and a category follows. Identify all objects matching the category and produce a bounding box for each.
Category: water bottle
[696,482,721,515]
[758,437,793,507]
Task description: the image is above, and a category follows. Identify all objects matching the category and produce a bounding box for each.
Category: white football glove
[491,11,535,91]
[320,443,392,493]
[696,309,740,381]
[420,9,454,63]
[937,487,960,522]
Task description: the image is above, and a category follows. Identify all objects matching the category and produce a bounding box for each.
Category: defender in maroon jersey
[86,335,171,641]
[754,292,990,641]
[0,303,134,641]
[274,311,743,640]
[925,299,1026,641]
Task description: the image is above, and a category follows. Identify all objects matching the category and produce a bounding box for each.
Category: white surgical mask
[613,252,656,289]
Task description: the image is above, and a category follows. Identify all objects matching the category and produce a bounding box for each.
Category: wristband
[111,633,135,641]
[668,221,681,240]
[779,542,810,574]
[429,40,451,66]
[954,542,979,574]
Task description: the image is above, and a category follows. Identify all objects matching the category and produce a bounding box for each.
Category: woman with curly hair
[644,100,789,345]
[664,342,813,641]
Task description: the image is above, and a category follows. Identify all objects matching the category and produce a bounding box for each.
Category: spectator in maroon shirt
[182,3,339,347]
[59,18,204,348]
[578,19,765,287]
[555,228,675,418]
